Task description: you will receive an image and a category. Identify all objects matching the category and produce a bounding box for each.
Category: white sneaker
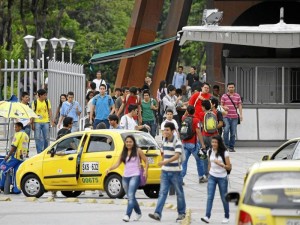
[201,216,210,223]
[134,214,142,221]
[123,215,130,222]
[222,218,229,224]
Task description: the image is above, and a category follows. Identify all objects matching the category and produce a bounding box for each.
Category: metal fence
[0,59,42,143]
[0,59,86,143]
[47,60,86,140]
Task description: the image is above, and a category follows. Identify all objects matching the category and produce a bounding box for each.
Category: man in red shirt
[117,86,141,123]
[221,82,243,152]
[189,82,211,120]
[181,106,207,183]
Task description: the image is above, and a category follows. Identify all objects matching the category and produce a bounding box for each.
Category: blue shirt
[172,72,186,89]
[92,94,114,120]
[60,101,82,122]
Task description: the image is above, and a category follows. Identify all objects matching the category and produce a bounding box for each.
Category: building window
[227,65,300,104]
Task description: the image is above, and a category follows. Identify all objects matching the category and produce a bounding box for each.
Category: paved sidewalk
[0,134,276,224]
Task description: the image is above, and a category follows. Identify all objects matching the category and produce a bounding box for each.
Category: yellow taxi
[226,161,300,225]
[16,130,162,199]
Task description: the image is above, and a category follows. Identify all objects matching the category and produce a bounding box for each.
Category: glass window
[272,142,297,160]
[292,142,300,160]
[244,171,300,209]
[121,132,159,150]
[86,135,114,152]
[55,135,82,152]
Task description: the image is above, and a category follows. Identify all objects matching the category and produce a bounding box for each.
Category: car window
[55,135,82,152]
[292,142,300,159]
[244,171,300,209]
[273,141,297,160]
[86,135,114,152]
[121,132,159,150]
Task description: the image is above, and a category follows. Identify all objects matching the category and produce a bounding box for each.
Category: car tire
[21,174,45,198]
[105,174,125,199]
[61,191,82,198]
[143,185,160,198]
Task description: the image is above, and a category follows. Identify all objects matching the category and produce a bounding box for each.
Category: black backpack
[208,150,232,175]
[180,116,195,140]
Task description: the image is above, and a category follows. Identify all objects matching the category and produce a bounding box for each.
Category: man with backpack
[93,71,106,91]
[180,106,207,184]
[188,82,211,120]
[90,84,115,129]
[31,89,54,154]
[162,85,181,125]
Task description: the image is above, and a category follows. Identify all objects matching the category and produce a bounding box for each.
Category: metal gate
[47,60,86,140]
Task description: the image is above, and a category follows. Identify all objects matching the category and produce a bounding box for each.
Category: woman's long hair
[211,135,227,158]
[121,135,138,164]
[58,94,67,108]
[159,80,166,92]
[86,91,94,102]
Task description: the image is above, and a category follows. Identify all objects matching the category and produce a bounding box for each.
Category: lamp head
[59,37,68,48]
[23,35,35,48]
[50,37,59,49]
[37,38,48,52]
[67,39,76,50]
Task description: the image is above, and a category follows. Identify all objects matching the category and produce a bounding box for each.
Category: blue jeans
[181,142,206,178]
[143,120,156,138]
[94,119,109,129]
[71,121,79,132]
[155,171,186,218]
[122,175,141,217]
[0,156,23,193]
[205,175,229,219]
[34,122,50,154]
[223,118,238,149]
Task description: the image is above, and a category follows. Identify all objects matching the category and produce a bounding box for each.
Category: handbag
[139,165,147,186]
[226,94,240,124]
[138,156,147,186]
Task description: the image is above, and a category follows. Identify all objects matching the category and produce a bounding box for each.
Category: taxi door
[42,135,83,186]
[79,134,116,188]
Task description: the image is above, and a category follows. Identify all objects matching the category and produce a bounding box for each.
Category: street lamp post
[37,38,48,89]
[50,37,59,61]
[67,39,76,63]
[23,35,35,99]
[59,37,68,62]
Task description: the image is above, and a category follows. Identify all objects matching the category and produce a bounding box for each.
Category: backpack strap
[193,92,202,107]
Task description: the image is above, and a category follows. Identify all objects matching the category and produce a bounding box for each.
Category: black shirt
[57,128,71,140]
[186,73,196,87]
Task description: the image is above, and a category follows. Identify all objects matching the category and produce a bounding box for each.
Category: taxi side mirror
[226,192,240,206]
[50,148,55,157]
[262,155,270,161]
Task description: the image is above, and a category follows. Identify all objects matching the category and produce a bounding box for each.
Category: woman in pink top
[106,135,148,222]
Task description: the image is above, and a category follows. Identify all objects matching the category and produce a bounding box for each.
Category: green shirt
[141,98,157,122]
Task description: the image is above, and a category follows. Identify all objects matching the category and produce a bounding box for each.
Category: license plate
[82,162,99,173]
[287,219,300,225]
[147,157,154,164]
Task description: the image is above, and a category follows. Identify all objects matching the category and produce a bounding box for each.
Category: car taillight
[238,210,252,225]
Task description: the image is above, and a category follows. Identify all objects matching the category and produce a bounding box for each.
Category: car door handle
[68,156,74,160]
[106,155,112,159]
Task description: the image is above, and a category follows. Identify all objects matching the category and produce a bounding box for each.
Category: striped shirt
[221,93,242,119]
[162,136,183,172]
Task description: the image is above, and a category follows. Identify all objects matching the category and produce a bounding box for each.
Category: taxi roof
[250,160,300,173]
[73,129,141,135]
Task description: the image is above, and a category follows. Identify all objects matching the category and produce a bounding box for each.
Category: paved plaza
[0,136,276,225]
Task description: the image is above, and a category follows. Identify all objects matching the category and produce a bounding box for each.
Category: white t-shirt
[120,115,137,130]
[209,150,229,178]
[92,79,106,91]
[86,98,94,113]
[161,119,179,137]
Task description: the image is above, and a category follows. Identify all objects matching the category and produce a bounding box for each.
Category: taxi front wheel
[143,185,160,198]
[21,174,45,198]
[61,191,82,198]
[105,174,125,199]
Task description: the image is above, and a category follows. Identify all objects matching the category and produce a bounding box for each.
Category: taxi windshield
[244,171,300,209]
[121,132,159,150]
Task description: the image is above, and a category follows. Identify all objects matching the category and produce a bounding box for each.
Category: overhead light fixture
[202,9,223,26]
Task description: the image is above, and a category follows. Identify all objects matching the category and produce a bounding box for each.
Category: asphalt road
[0,139,275,225]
